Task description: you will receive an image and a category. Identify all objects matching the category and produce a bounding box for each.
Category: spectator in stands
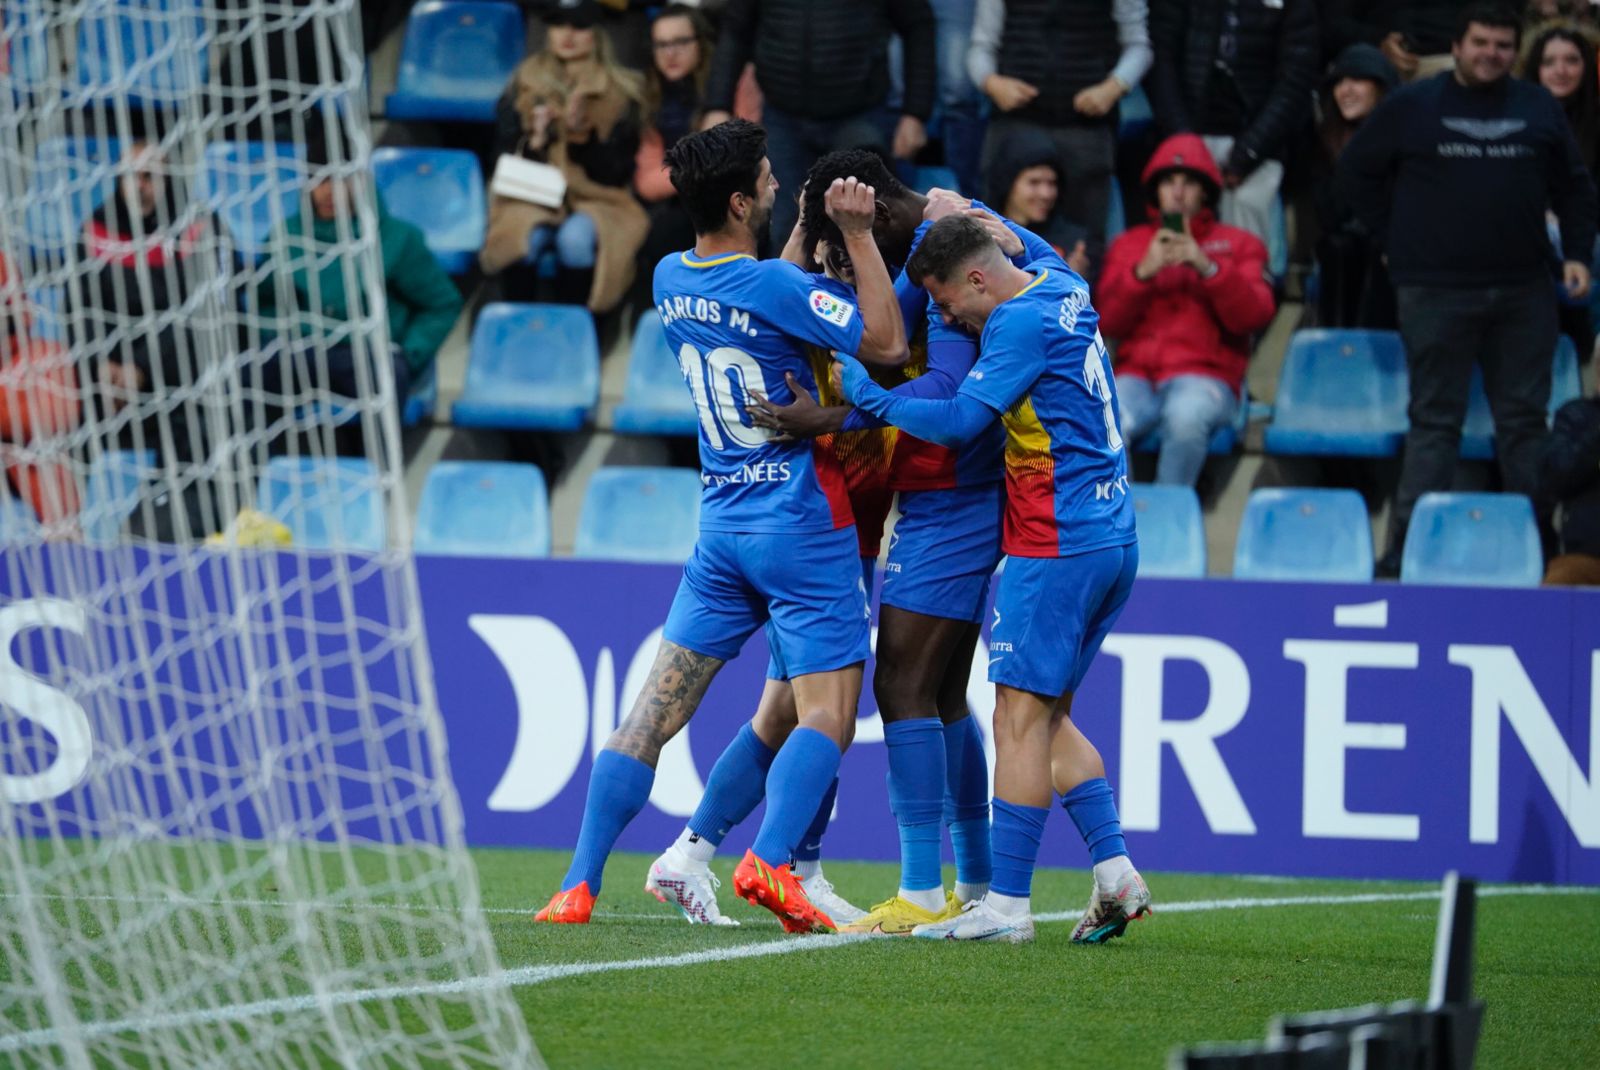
[1147,0,1318,251]
[1313,44,1400,328]
[81,139,212,463]
[1524,0,1600,31]
[257,125,462,417]
[482,0,649,312]
[927,0,985,198]
[699,0,937,244]
[634,5,759,281]
[968,0,1151,273]
[0,254,80,530]
[983,128,1091,276]
[1322,1,1474,82]
[1097,134,1275,487]
[1522,23,1600,350]
[1539,387,1600,584]
[1340,2,1598,575]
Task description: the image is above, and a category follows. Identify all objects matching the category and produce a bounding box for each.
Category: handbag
[490,152,567,209]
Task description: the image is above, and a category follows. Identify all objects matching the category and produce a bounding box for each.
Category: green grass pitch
[485,850,1600,1069]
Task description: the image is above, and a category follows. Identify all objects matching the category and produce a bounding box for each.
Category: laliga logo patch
[809,289,855,327]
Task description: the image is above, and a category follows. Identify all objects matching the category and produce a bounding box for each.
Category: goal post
[0,2,537,1066]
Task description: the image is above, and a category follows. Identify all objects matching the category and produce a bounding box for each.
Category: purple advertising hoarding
[2,549,1595,885]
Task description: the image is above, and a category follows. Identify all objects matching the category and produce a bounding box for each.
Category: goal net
[0,2,537,1066]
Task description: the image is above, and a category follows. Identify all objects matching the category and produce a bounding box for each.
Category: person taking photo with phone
[1095,133,1276,488]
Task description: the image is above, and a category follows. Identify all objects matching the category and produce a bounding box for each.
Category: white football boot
[645,848,738,926]
[799,872,868,925]
[911,895,1035,943]
[1069,869,1152,943]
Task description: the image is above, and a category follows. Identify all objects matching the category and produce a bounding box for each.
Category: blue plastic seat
[403,361,437,427]
[1105,180,1126,242]
[371,147,485,276]
[1266,195,1288,282]
[386,0,525,122]
[21,138,122,255]
[82,449,156,545]
[199,142,303,260]
[1400,492,1543,588]
[1264,329,1409,457]
[1233,487,1373,582]
[75,0,207,106]
[415,461,549,558]
[1130,484,1206,578]
[1132,385,1248,456]
[614,311,697,436]
[1460,335,1582,461]
[257,456,386,552]
[1117,85,1153,142]
[0,486,42,545]
[910,165,961,196]
[1,2,54,100]
[453,303,600,432]
[573,467,702,564]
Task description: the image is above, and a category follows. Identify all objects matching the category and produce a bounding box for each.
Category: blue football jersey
[654,251,866,534]
[958,262,1136,557]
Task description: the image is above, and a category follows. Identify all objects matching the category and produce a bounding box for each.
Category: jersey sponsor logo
[1094,474,1131,500]
[809,289,855,327]
[701,460,795,488]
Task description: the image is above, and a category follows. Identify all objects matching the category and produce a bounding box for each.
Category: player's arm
[837,355,997,447]
[828,178,909,367]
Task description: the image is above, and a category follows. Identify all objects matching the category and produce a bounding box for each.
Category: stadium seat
[1105,181,1126,242]
[1266,195,1288,282]
[199,141,304,261]
[386,0,525,122]
[573,466,702,564]
[1233,487,1374,582]
[0,2,53,100]
[257,456,387,552]
[613,311,697,436]
[1460,335,1582,461]
[1132,385,1248,456]
[20,138,122,255]
[414,461,549,558]
[75,0,208,106]
[910,165,961,196]
[453,303,600,432]
[1400,492,1543,588]
[371,147,485,276]
[1130,484,1206,578]
[82,449,157,545]
[1117,85,1153,142]
[1263,329,1409,457]
[0,487,41,545]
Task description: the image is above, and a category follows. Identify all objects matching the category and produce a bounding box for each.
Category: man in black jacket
[1340,2,1598,575]
[701,0,937,245]
[1147,0,1318,253]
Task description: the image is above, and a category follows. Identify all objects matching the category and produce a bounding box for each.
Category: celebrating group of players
[534,118,1150,944]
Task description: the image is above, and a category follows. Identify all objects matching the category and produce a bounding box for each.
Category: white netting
[0,1,538,1066]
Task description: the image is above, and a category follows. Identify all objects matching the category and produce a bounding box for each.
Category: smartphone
[1160,212,1185,233]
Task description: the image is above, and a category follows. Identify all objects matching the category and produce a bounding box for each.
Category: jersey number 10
[678,343,772,450]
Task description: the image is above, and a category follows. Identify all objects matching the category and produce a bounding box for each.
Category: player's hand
[825,177,877,237]
[984,74,1039,113]
[746,372,850,442]
[892,115,927,160]
[1564,260,1592,301]
[1072,78,1123,118]
[964,208,1023,257]
[922,188,970,223]
[833,354,872,405]
[699,109,732,131]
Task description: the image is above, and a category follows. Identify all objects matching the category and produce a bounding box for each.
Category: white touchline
[0,884,1593,1055]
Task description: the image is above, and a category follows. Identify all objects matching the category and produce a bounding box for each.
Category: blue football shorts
[987,541,1138,697]
[880,483,1004,624]
[765,554,876,681]
[663,526,871,679]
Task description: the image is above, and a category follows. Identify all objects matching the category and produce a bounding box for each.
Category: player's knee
[873,641,938,719]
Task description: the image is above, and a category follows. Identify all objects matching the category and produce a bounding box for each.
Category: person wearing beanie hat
[983,127,1091,277]
[1095,133,1276,487]
[1312,42,1401,328]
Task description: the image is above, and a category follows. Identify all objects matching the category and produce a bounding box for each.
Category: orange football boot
[731,850,837,934]
[534,882,596,924]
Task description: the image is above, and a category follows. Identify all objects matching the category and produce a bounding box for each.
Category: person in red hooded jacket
[0,253,81,530]
[1097,133,1275,486]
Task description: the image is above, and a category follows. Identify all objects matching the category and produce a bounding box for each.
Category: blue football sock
[686,723,777,846]
[1059,777,1128,865]
[750,727,842,864]
[562,750,655,894]
[990,798,1049,899]
[884,717,946,892]
[792,776,839,863]
[943,716,992,885]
